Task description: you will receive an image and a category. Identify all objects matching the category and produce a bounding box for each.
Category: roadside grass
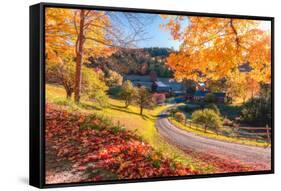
[46,84,214,174]
[170,118,270,147]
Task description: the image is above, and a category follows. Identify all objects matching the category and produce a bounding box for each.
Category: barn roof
[155,81,169,88]
[193,91,225,97]
[213,92,226,97]
[194,90,208,97]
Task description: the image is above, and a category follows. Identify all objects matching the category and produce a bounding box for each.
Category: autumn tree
[174,112,186,123]
[135,87,153,115]
[45,8,74,64]
[226,77,248,103]
[45,8,110,102]
[150,71,158,82]
[241,84,271,126]
[192,109,222,134]
[46,61,76,99]
[46,8,153,103]
[105,69,123,87]
[81,67,109,107]
[152,93,166,105]
[119,80,137,108]
[205,93,216,103]
[182,79,197,97]
[226,74,260,103]
[45,8,76,99]
[247,76,260,98]
[73,10,112,103]
[162,16,271,90]
[206,79,227,93]
[72,11,154,103]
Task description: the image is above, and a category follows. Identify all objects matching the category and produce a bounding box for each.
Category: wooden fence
[182,118,271,143]
[233,124,271,143]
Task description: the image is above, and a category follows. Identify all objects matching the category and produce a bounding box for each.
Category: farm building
[192,90,226,103]
[124,75,184,95]
[193,90,208,101]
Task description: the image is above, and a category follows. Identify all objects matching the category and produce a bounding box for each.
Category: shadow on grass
[79,102,102,111]
[109,104,151,120]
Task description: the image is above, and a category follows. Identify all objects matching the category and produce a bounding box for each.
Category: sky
[136,15,189,50]
[108,12,189,50]
[136,17,271,50]
[108,11,271,50]
[259,21,271,32]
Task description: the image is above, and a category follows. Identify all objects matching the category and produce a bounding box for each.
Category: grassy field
[170,118,270,147]
[46,84,214,173]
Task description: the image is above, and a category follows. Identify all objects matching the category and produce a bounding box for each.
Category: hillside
[87,47,174,77]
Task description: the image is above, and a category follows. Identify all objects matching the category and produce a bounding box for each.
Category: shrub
[191,109,222,133]
[80,114,113,130]
[152,93,166,105]
[152,159,161,168]
[241,97,271,126]
[185,103,201,111]
[174,112,186,123]
[170,108,178,117]
[104,69,123,87]
[223,118,234,126]
[205,93,216,103]
[108,86,122,97]
[111,126,125,134]
[205,103,220,114]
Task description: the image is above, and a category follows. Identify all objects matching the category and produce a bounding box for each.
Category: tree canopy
[163,16,271,84]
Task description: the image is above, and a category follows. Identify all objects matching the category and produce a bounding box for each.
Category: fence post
[235,124,239,139]
[266,124,270,143]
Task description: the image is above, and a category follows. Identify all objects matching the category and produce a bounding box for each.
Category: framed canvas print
[30,2,274,188]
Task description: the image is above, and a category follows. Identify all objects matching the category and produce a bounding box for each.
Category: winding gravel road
[155,108,271,171]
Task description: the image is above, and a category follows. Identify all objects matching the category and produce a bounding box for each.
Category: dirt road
[155,109,271,172]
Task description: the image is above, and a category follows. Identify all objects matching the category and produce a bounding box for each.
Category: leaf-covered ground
[45,103,198,184]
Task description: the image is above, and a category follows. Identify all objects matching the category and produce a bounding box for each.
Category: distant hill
[87,47,174,77]
[143,47,173,57]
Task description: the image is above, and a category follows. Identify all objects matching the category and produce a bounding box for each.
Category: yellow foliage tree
[46,8,150,103]
[45,8,114,103]
[162,16,271,84]
[45,8,75,64]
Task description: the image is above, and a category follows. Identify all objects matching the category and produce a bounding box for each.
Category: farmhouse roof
[239,63,252,72]
[193,91,225,97]
[194,90,208,97]
[155,81,169,88]
[213,92,226,98]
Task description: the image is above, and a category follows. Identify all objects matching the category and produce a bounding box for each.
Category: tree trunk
[204,125,207,133]
[66,90,72,99]
[140,105,143,115]
[125,100,129,108]
[74,10,85,103]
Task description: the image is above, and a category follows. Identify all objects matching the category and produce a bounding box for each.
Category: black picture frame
[30,2,275,189]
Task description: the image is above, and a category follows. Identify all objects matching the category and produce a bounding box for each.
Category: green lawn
[46,84,214,173]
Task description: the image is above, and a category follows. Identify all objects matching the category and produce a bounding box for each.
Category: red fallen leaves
[45,103,197,183]
[182,147,262,173]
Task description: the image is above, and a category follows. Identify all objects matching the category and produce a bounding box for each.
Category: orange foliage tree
[46,8,113,103]
[46,8,151,103]
[162,16,271,86]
